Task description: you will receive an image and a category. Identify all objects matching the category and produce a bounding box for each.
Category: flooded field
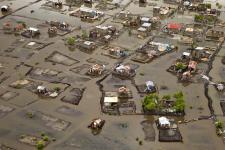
[0,0,225,149]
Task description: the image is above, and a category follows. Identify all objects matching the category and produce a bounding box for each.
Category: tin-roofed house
[79,7,104,21]
[113,64,136,79]
[138,22,151,37]
[144,80,157,93]
[78,40,96,52]
[1,5,10,12]
[21,27,40,38]
[158,117,171,129]
[103,92,119,114]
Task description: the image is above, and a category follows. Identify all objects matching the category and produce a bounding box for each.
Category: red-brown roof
[167,23,182,30]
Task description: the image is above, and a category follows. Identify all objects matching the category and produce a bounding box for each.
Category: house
[109,47,126,57]
[21,27,40,38]
[137,22,151,37]
[80,7,104,20]
[160,7,170,15]
[49,21,69,31]
[164,0,181,4]
[184,27,194,36]
[104,96,119,106]
[3,22,12,31]
[149,42,172,52]
[167,23,182,33]
[103,92,119,109]
[182,52,191,60]
[79,41,96,51]
[52,0,62,8]
[140,17,151,24]
[188,60,197,72]
[14,24,25,33]
[139,0,146,3]
[144,80,156,93]
[217,83,224,91]
[37,86,47,94]
[48,26,57,35]
[153,6,172,16]
[88,64,105,75]
[178,36,193,45]
[114,64,135,77]
[89,25,116,39]
[123,16,140,27]
[118,86,130,97]
[205,28,224,41]
[84,0,92,4]
[137,27,148,37]
[88,118,105,130]
[1,5,10,12]
[141,23,151,31]
[117,11,132,19]
[158,117,170,128]
[190,47,211,60]
[181,71,192,81]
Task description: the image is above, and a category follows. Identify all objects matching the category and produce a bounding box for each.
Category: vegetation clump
[143,93,159,111]
[175,62,187,70]
[67,37,76,45]
[36,140,45,150]
[142,91,185,113]
[215,120,224,136]
[173,91,185,112]
[194,14,217,23]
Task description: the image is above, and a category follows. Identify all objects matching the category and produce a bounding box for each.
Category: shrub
[36,140,45,150]
[143,94,159,111]
[41,132,45,137]
[205,3,211,9]
[194,15,204,22]
[67,37,76,45]
[175,62,187,70]
[26,112,34,118]
[54,87,61,92]
[128,29,132,36]
[173,91,183,99]
[173,91,185,112]
[42,136,49,142]
[215,120,223,129]
[81,30,88,39]
[162,95,171,100]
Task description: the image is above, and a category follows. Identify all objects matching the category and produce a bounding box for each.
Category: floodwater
[0,0,224,149]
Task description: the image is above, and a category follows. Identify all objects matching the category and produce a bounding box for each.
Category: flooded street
[0,0,225,149]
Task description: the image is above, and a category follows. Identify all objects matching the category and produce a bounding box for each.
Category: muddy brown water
[0,0,224,149]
